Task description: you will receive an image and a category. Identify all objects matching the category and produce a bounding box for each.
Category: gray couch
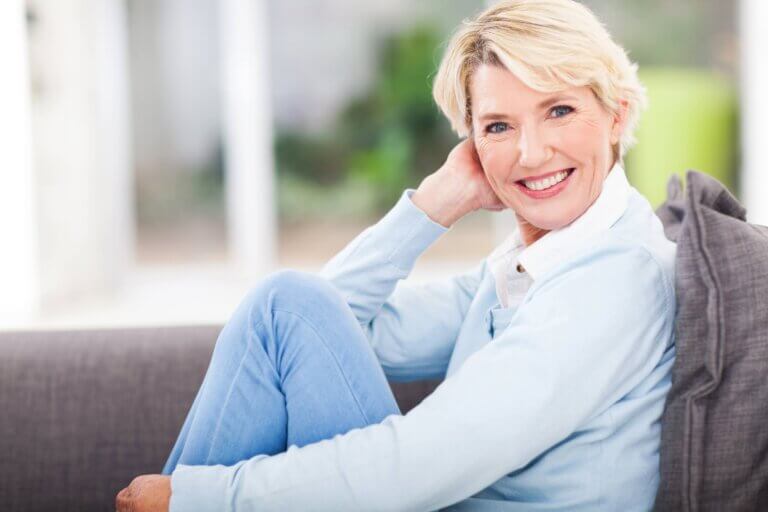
[0,325,440,512]
[2,171,767,512]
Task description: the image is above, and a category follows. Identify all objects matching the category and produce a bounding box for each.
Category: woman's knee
[216,270,341,367]
[261,268,336,298]
[245,269,343,317]
[235,269,361,364]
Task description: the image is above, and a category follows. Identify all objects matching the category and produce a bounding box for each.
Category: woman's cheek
[475,147,493,175]
[474,137,495,174]
[474,134,491,157]
[562,117,603,147]
[478,153,506,192]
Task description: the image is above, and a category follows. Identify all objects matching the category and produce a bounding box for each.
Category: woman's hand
[411,137,505,227]
[115,474,171,512]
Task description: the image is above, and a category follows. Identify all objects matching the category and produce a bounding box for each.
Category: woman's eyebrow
[477,95,579,122]
[476,111,510,122]
[537,94,579,109]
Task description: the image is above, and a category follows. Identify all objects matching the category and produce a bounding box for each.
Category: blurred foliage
[274,134,347,186]
[275,23,456,214]
[135,142,225,226]
[584,0,736,73]
[277,173,378,225]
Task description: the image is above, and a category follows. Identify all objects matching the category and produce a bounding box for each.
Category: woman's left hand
[115,474,171,512]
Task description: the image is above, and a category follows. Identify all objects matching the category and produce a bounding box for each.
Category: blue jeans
[162,270,402,473]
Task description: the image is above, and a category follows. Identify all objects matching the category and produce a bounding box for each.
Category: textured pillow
[654,170,768,511]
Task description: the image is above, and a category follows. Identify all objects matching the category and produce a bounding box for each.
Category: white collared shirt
[488,162,630,307]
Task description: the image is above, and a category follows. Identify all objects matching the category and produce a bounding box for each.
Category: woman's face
[470,64,625,236]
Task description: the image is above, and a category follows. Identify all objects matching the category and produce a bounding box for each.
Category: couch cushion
[654,171,768,511]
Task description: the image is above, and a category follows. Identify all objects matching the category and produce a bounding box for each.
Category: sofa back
[0,325,219,512]
[0,325,438,512]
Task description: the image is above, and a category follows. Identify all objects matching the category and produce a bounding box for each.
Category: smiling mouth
[516,168,575,191]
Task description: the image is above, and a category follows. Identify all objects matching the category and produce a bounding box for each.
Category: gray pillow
[654,171,768,511]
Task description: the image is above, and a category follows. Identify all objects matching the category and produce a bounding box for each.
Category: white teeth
[522,170,570,191]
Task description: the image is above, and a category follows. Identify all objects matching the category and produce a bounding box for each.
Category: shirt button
[516,263,525,273]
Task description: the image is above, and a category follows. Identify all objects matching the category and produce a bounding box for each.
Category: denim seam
[204,319,266,465]
[273,307,376,425]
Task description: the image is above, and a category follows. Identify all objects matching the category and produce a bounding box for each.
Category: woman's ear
[609,99,629,146]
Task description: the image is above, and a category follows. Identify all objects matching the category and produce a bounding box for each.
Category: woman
[117,0,676,510]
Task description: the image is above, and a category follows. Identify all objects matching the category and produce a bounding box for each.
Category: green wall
[625,68,738,207]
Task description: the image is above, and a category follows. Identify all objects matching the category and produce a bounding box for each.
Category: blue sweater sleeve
[169,236,675,512]
[319,188,485,381]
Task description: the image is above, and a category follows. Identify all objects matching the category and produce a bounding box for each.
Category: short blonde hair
[432,0,647,160]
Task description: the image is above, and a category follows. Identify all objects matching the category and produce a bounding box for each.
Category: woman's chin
[520,213,576,233]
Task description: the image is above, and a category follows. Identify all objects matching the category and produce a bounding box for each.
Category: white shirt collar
[488,162,631,289]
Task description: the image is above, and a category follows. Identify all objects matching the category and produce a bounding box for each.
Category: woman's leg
[161,269,401,474]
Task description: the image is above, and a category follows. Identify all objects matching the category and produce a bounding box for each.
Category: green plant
[275,22,458,214]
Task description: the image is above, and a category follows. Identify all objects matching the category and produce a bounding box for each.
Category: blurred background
[1,0,765,329]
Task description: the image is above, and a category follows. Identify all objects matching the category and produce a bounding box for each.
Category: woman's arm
[169,238,676,511]
[319,138,503,381]
[319,188,486,381]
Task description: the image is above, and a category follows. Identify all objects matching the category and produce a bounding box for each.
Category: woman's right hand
[411,137,506,228]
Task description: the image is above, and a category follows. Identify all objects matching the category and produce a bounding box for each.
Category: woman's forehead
[470,64,589,118]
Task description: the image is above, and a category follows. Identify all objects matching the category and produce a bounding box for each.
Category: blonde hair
[432,0,647,161]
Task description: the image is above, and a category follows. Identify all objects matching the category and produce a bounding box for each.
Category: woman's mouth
[514,168,575,199]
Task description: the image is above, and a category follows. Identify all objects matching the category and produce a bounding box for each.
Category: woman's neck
[515,213,550,247]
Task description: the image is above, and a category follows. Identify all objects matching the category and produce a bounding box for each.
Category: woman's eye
[486,122,509,134]
[550,105,574,118]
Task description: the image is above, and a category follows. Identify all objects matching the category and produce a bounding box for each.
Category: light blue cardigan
[171,165,677,511]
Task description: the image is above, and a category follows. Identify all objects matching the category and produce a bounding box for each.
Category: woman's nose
[518,126,553,168]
